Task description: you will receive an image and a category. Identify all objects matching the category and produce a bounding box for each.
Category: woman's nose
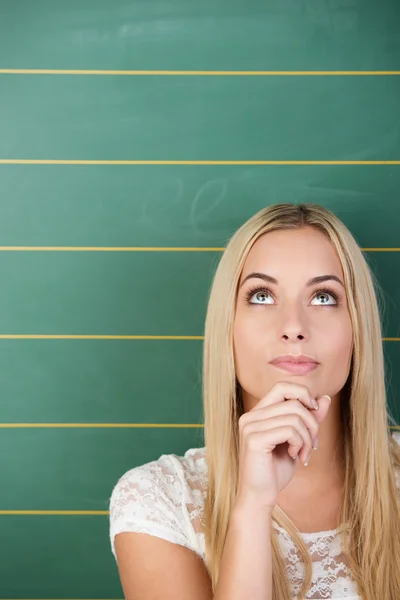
[282,333,305,340]
[278,303,309,341]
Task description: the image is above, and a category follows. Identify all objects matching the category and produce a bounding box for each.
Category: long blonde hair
[202,203,400,599]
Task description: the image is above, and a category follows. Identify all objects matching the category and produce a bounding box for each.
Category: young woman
[109,203,400,599]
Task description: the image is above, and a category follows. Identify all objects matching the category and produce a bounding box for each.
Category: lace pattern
[109,432,400,599]
[109,447,208,558]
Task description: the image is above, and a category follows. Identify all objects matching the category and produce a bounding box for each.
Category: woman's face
[233,226,353,410]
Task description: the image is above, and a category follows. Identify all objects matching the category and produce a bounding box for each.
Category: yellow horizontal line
[0,246,399,252]
[1,159,400,165]
[0,510,109,515]
[0,336,398,341]
[0,423,398,429]
[1,69,400,76]
[0,246,225,252]
[0,423,204,428]
[0,334,204,340]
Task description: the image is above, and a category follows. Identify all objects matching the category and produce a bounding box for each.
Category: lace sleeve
[393,431,400,489]
[109,459,196,561]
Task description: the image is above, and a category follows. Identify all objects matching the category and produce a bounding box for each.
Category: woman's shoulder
[391,431,400,489]
[392,431,400,446]
[108,446,207,560]
[110,445,207,499]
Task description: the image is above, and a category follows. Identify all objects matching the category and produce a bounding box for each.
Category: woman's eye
[248,290,274,304]
[311,291,337,306]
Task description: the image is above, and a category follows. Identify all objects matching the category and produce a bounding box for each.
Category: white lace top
[109,432,400,600]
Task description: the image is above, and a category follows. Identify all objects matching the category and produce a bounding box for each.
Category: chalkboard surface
[0,0,399,597]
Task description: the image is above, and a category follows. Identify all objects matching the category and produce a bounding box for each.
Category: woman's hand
[236,382,332,511]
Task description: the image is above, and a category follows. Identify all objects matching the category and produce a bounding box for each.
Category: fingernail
[311,398,319,409]
[322,395,332,404]
[304,452,312,466]
[313,435,319,451]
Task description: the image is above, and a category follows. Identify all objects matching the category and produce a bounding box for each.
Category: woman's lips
[270,361,319,375]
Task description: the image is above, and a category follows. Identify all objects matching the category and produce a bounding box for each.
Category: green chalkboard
[0,0,399,597]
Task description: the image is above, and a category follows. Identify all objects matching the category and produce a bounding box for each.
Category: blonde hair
[202,203,400,599]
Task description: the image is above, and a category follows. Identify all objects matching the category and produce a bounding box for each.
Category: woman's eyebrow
[239,272,345,288]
